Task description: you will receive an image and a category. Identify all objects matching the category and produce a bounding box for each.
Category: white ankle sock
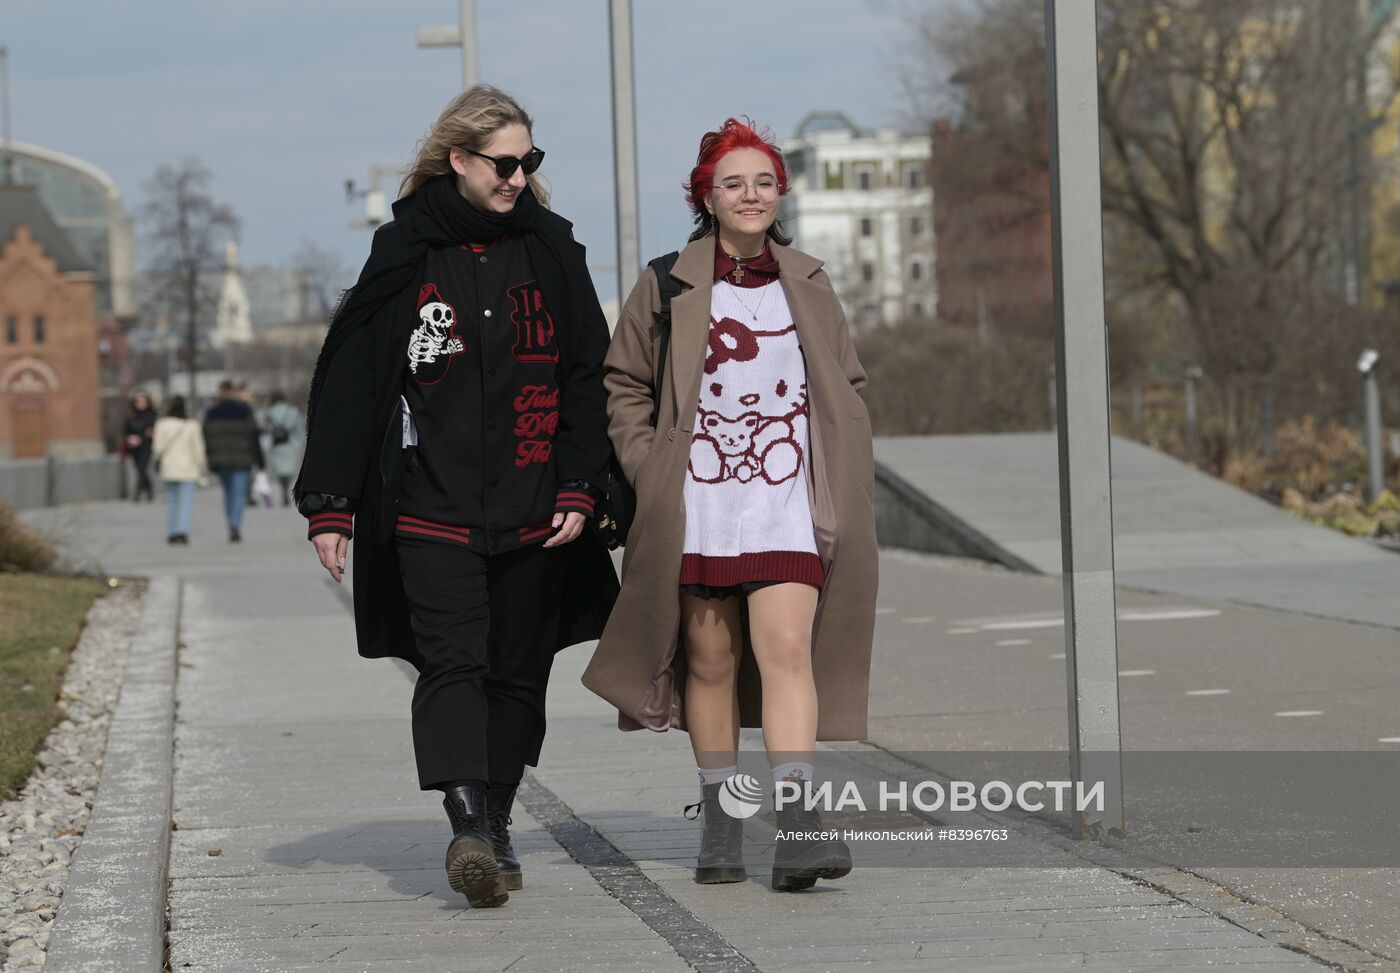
[771,762,814,788]
[697,764,737,788]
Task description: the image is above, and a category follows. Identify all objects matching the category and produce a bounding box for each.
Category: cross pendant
[731,257,745,284]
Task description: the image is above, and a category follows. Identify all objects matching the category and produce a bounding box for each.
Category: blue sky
[7,0,951,304]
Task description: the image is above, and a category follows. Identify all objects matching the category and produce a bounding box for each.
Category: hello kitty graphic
[688,317,808,486]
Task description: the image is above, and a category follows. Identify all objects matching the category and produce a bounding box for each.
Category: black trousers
[396,536,563,790]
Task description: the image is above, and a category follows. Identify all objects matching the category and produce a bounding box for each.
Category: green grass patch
[0,573,106,800]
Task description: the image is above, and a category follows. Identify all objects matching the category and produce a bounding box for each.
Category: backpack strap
[647,251,681,429]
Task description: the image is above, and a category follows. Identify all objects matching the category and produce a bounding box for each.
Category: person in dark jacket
[203,379,265,542]
[122,389,158,502]
[295,84,618,909]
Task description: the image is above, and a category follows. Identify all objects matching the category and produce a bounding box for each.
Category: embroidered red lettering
[516,440,553,467]
[508,281,559,364]
[514,385,560,412]
[513,411,559,438]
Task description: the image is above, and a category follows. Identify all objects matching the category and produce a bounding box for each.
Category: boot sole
[501,867,523,891]
[446,838,508,907]
[771,860,852,892]
[695,865,747,884]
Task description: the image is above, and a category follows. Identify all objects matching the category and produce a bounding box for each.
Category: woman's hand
[312,533,350,583]
[543,511,585,548]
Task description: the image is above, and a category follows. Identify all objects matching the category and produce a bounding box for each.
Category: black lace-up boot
[771,790,851,892]
[442,783,508,907]
[684,782,746,884]
[487,783,522,891]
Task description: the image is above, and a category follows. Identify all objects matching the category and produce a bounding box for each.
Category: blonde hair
[400,84,550,204]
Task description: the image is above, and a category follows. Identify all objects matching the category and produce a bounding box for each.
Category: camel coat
[581,235,878,740]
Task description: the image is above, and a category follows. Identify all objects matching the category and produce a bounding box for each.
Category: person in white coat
[152,395,208,544]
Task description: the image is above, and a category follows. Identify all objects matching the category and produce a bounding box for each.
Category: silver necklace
[727,280,771,321]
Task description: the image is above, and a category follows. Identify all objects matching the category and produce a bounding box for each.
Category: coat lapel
[664,238,715,432]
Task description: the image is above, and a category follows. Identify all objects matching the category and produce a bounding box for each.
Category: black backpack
[594,251,681,550]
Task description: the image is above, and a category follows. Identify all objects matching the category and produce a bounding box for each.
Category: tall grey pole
[1184,367,1200,451]
[1361,350,1384,501]
[1044,0,1125,839]
[458,0,477,89]
[0,47,12,185]
[608,0,642,309]
[416,0,477,91]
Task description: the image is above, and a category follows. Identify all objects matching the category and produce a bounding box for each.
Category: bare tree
[898,0,1400,459]
[289,239,351,323]
[141,160,239,399]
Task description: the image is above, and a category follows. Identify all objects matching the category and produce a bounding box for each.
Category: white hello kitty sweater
[680,280,824,589]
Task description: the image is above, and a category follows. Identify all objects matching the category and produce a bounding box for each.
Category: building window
[857,168,874,191]
[860,303,879,326]
[859,216,873,238]
[909,216,924,236]
[906,167,925,189]
[861,263,875,284]
[910,261,923,282]
[33,315,45,344]
[5,316,16,344]
[911,301,926,318]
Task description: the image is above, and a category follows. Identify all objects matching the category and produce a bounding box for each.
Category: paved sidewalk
[23,496,1363,971]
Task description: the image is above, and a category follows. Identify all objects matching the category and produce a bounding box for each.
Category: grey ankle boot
[685,782,746,884]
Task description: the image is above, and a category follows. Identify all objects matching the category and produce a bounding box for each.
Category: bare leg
[680,593,742,769]
[745,583,819,761]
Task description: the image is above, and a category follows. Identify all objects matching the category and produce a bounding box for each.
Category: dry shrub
[0,504,57,574]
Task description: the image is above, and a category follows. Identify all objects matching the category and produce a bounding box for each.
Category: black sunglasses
[463,146,545,180]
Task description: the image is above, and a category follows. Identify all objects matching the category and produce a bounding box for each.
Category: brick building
[0,184,102,459]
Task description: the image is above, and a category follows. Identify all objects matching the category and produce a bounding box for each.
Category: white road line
[1186,689,1232,696]
[876,607,896,615]
[995,639,1031,647]
[1274,710,1323,717]
[1119,669,1156,677]
[981,619,1064,631]
[957,605,1223,631]
[945,626,978,634]
[1117,608,1222,622]
[903,617,935,624]
[1049,653,1065,660]
[1380,737,1400,744]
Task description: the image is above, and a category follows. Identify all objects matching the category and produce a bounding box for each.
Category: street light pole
[1359,349,1384,501]
[416,0,478,91]
[608,0,642,308]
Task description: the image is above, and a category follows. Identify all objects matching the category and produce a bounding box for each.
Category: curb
[46,576,180,973]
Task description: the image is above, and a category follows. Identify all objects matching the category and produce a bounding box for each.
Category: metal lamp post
[417,0,478,91]
[1359,349,1384,501]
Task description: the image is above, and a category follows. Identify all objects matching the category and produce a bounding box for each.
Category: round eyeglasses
[712,178,780,203]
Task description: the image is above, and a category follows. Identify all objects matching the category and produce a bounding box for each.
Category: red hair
[684,117,791,243]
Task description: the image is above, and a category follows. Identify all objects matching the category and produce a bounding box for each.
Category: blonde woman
[296,85,617,908]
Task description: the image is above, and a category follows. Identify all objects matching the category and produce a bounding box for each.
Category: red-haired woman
[583,118,878,892]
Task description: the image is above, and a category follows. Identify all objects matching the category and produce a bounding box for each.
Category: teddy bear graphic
[688,317,807,486]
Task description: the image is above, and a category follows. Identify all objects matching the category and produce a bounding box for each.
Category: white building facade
[780,112,935,329]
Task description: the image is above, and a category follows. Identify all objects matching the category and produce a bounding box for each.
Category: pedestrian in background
[264,391,305,506]
[203,379,264,542]
[122,389,158,502]
[152,395,206,545]
[584,117,877,893]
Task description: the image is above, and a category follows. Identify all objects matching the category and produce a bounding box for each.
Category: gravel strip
[0,580,142,971]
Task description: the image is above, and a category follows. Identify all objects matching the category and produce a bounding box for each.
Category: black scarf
[300,175,575,477]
